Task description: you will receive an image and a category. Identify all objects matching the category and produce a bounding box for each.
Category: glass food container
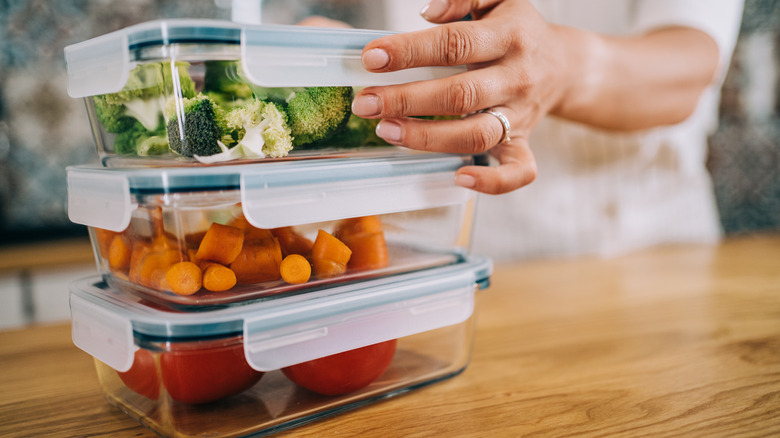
[64,19,464,167]
[70,255,491,437]
[67,152,483,309]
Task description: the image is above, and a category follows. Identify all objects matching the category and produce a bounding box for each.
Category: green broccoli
[164,93,224,158]
[203,60,254,108]
[283,87,354,146]
[315,114,389,148]
[195,99,293,163]
[93,62,196,133]
[113,121,168,156]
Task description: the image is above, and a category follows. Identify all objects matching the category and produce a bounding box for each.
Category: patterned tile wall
[707,0,780,234]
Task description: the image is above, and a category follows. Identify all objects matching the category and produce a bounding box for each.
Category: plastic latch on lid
[240,27,465,87]
[65,29,131,98]
[67,170,135,232]
[70,293,135,372]
[242,272,476,371]
[240,166,474,229]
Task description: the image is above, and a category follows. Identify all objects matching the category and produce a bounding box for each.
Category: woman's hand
[353,0,569,194]
[352,0,719,195]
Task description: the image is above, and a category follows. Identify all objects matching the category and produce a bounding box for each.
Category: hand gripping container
[70,255,491,437]
[67,152,483,309]
[64,19,464,167]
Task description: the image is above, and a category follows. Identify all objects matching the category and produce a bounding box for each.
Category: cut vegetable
[230,238,283,284]
[335,216,389,271]
[280,254,312,284]
[195,223,245,265]
[272,226,314,257]
[311,230,352,279]
[201,262,238,292]
[164,261,203,296]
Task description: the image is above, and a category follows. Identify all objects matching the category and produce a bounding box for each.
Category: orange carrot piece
[334,216,389,271]
[95,228,120,259]
[202,263,237,292]
[311,230,352,278]
[229,215,274,241]
[108,234,132,272]
[344,232,389,271]
[280,254,312,284]
[272,226,314,257]
[164,261,203,296]
[195,223,245,265]
[131,249,185,290]
[334,216,384,238]
[230,238,283,284]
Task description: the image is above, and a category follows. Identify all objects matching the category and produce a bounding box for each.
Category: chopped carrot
[201,263,237,292]
[184,230,207,250]
[334,215,384,238]
[195,223,245,265]
[108,234,132,273]
[163,261,203,296]
[230,238,283,284]
[272,226,314,257]
[95,228,120,259]
[280,254,312,284]
[334,216,389,271]
[344,232,389,271]
[131,249,185,290]
[310,229,352,278]
[229,215,274,241]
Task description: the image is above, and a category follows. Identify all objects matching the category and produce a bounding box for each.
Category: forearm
[552,26,720,131]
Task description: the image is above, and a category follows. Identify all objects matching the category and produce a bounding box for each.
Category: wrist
[548,24,609,123]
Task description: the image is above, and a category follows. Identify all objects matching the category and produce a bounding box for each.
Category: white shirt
[387,0,744,260]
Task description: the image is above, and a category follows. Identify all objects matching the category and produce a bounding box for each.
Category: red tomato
[160,339,263,404]
[282,339,397,396]
[117,348,160,400]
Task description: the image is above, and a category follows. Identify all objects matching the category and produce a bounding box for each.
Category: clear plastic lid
[65,19,466,98]
[67,152,482,231]
[70,255,492,372]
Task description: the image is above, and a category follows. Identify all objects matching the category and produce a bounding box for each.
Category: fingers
[362,20,512,71]
[353,67,509,118]
[420,0,505,24]
[454,142,537,194]
[374,112,508,153]
[296,16,353,28]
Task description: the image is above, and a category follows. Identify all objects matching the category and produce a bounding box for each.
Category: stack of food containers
[64,19,492,437]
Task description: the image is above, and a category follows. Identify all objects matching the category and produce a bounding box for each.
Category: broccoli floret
[195,100,293,163]
[136,134,170,156]
[93,98,136,133]
[314,114,389,148]
[203,61,254,108]
[112,121,168,156]
[248,85,306,105]
[284,87,354,146]
[93,62,196,133]
[165,94,223,158]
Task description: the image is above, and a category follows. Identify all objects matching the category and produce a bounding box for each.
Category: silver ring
[479,109,511,144]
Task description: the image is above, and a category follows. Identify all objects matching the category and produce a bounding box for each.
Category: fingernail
[420,0,449,20]
[352,94,382,117]
[455,173,476,189]
[362,48,390,70]
[376,120,403,143]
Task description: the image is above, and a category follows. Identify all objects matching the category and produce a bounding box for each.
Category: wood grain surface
[1,234,779,437]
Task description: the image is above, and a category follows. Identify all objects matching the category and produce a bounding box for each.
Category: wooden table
[2,235,779,437]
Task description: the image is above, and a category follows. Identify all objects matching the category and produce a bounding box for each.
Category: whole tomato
[282,339,397,396]
[160,339,263,404]
[117,348,160,400]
